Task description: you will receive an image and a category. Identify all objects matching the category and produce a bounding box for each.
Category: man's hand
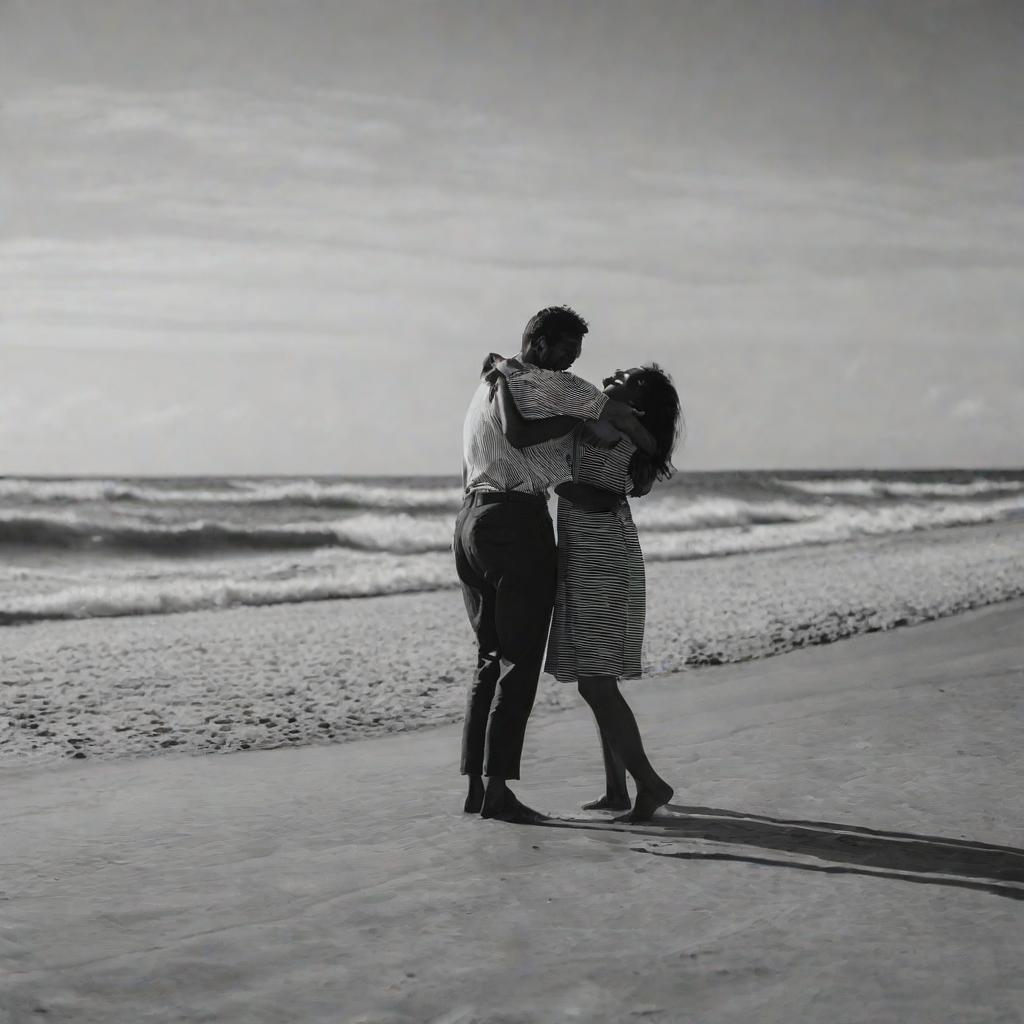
[601,400,656,455]
[581,418,622,449]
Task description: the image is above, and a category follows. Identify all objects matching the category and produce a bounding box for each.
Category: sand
[3,598,1024,1023]
[3,521,1024,764]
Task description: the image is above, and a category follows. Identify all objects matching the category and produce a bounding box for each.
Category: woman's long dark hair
[627,364,683,497]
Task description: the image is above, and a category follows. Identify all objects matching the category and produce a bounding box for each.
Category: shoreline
[3,520,1023,766]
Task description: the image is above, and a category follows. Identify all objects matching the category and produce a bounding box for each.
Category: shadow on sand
[539,803,1024,902]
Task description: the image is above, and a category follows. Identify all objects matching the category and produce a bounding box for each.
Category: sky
[1,0,1022,475]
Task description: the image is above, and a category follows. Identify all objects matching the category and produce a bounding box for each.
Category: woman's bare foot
[582,794,632,811]
[615,781,673,823]
[464,775,485,814]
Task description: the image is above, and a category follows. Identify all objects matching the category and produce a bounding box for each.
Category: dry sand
[3,521,1024,764]
[3,599,1023,1023]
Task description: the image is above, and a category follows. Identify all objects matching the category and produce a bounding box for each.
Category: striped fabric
[545,436,647,682]
[462,362,609,496]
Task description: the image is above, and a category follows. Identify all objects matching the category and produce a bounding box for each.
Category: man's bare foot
[614,781,673,823]
[582,794,632,811]
[481,788,548,825]
[464,776,485,814]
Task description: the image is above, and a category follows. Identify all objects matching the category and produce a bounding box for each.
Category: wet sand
[3,599,1023,1023]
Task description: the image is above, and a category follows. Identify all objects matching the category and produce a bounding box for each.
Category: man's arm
[600,400,656,456]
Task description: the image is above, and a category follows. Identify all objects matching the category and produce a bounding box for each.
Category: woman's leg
[581,726,631,810]
[578,675,673,821]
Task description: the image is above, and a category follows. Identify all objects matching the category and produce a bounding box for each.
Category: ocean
[1,470,1022,625]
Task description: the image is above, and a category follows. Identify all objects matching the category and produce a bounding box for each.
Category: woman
[493,364,682,822]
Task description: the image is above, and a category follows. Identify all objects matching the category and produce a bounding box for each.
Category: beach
[4,491,1023,1021]
[3,520,1023,765]
[3,595,1022,1023]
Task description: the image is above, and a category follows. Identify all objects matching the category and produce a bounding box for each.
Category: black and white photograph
[2,2,1022,1021]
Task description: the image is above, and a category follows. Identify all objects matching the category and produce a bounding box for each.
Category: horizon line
[3,466,1023,482]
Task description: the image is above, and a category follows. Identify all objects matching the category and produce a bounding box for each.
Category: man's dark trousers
[454,491,557,780]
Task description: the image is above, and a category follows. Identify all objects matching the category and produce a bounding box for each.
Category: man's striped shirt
[462,362,609,496]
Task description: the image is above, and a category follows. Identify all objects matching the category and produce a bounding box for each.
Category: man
[454,305,655,823]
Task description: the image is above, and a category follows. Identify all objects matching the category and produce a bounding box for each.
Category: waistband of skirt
[560,495,629,512]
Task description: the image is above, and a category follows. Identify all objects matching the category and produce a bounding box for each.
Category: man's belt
[465,490,547,507]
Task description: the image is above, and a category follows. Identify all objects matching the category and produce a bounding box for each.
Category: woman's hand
[494,356,524,376]
[481,354,525,390]
[628,453,657,497]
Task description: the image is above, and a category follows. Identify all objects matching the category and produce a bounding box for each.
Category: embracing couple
[454,305,683,825]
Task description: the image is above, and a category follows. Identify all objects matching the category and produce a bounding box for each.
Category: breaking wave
[0,477,465,511]
[1,494,1022,623]
[0,551,455,624]
[0,497,840,555]
[642,496,1024,562]
[783,476,1024,499]
[0,511,454,555]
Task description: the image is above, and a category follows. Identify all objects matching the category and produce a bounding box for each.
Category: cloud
[133,404,192,428]
[31,390,104,430]
[951,397,987,421]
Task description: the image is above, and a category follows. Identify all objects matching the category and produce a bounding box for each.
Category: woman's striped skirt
[544,497,646,683]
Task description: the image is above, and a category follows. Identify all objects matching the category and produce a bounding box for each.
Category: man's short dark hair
[521,306,589,352]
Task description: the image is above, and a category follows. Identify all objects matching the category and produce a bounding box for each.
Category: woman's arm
[487,356,608,423]
[491,375,580,449]
[555,481,624,512]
